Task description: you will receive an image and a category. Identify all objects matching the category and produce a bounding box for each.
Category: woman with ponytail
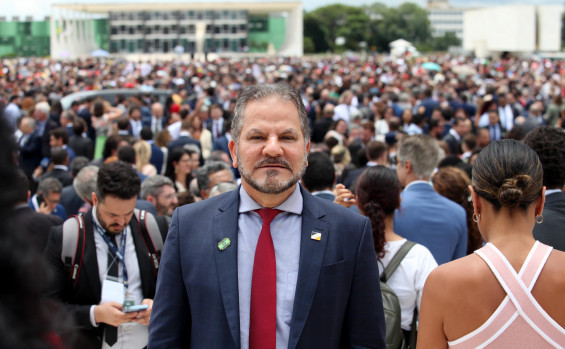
[335,165,437,334]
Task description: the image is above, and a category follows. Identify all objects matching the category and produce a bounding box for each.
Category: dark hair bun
[497,175,531,208]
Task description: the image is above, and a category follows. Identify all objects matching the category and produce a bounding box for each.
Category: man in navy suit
[140,127,165,174]
[149,83,385,348]
[393,134,467,265]
[18,116,43,180]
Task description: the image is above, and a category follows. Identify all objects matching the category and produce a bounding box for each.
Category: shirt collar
[239,184,303,215]
[449,127,461,141]
[53,164,68,171]
[404,180,432,191]
[545,189,562,196]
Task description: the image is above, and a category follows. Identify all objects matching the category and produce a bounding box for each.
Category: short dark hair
[365,141,387,162]
[96,161,140,200]
[523,126,565,189]
[50,147,68,165]
[70,156,90,177]
[72,118,87,136]
[102,135,122,160]
[117,145,136,165]
[50,127,69,145]
[140,126,153,141]
[302,152,335,192]
[116,116,130,131]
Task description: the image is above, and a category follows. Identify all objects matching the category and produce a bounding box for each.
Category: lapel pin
[218,237,231,251]
[311,232,322,241]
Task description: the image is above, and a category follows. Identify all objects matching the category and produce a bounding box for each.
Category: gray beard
[236,150,308,195]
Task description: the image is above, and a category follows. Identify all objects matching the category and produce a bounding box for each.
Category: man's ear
[228,139,238,169]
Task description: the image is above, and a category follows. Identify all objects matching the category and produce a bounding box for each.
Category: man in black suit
[524,126,565,252]
[33,101,59,158]
[442,116,471,156]
[342,140,388,190]
[40,147,73,187]
[18,116,43,179]
[311,104,335,144]
[69,118,95,160]
[60,158,93,217]
[44,161,167,348]
[140,127,165,175]
[167,118,202,153]
[301,152,336,201]
[12,170,62,252]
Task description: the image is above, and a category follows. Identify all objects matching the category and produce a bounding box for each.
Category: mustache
[254,158,292,170]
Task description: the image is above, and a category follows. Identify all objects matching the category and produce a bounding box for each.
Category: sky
[3,0,564,20]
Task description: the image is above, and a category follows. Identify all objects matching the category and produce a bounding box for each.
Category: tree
[304,12,329,53]
[307,4,369,52]
[428,32,461,52]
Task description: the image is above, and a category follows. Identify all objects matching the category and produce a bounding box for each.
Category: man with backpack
[44,161,167,348]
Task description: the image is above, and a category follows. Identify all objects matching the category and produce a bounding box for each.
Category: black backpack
[380,240,418,349]
[61,209,164,288]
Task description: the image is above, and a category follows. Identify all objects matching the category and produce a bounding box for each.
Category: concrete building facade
[463,4,563,58]
[50,2,302,58]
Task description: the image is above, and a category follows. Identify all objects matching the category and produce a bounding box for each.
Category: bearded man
[149,83,385,349]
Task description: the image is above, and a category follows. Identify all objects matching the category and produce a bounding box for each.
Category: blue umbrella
[422,62,441,71]
[91,49,109,57]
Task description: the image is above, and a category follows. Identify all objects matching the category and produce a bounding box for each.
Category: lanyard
[95,222,129,289]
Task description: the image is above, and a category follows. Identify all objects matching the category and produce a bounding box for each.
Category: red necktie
[250,208,281,349]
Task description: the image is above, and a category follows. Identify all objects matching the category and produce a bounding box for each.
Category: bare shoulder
[424,254,487,300]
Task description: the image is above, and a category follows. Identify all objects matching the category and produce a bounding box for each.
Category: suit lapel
[82,211,102,299]
[288,188,328,349]
[213,189,241,349]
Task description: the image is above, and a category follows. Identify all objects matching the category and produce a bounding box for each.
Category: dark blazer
[341,166,368,191]
[69,135,95,160]
[534,192,565,252]
[148,143,164,175]
[11,205,62,252]
[311,118,333,144]
[42,119,59,158]
[60,185,84,217]
[18,131,43,178]
[442,132,460,156]
[148,186,385,348]
[41,168,73,187]
[44,209,167,348]
[167,135,202,153]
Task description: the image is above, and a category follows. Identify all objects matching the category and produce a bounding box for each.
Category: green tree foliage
[305,4,369,52]
[304,2,434,53]
[428,32,461,52]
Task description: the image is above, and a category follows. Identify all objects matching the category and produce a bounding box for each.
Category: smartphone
[36,194,45,207]
[123,304,149,313]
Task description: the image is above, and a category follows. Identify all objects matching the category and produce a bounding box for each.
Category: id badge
[101,275,125,305]
[123,293,136,312]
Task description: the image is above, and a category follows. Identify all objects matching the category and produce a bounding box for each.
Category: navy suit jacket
[18,131,43,178]
[149,186,385,348]
[149,143,164,174]
[394,182,467,265]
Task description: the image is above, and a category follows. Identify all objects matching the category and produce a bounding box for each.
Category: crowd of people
[1,52,565,348]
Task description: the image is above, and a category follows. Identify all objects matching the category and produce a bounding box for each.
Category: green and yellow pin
[218,238,231,251]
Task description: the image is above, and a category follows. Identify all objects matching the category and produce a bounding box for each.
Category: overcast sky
[4,0,564,20]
